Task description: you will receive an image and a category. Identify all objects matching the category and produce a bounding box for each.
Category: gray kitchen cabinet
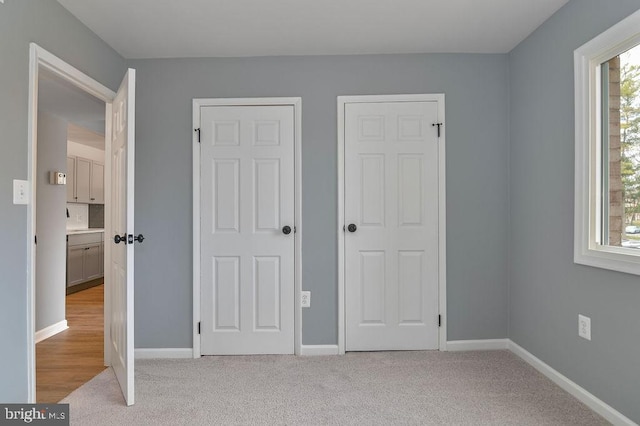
[66,156,76,203]
[67,244,86,286]
[67,156,104,204]
[75,157,92,203]
[67,232,104,288]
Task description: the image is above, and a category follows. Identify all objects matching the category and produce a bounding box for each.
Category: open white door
[109,69,135,405]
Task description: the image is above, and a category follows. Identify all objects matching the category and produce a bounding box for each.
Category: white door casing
[109,69,136,405]
[338,95,446,352]
[197,100,301,355]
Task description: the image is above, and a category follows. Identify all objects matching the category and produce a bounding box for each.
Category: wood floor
[36,283,106,403]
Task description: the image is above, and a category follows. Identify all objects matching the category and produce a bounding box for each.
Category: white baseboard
[508,340,635,426]
[300,345,340,356]
[446,339,509,351]
[35,320,68,343]
[135,348,194,359]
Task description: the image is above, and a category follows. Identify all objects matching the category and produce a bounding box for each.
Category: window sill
[574,244,640,276]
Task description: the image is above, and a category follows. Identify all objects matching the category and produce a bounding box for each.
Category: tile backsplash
[89,204,104,228]
[66,203,89,230]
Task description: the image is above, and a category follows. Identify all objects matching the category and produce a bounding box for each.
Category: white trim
[192,97,303,357]
[27,43,116,402]
[508,341,636,426]
[135,348,194,359]
[574,9,640,276]
[337,94,447,354]
[192,102,201,359]
[446,339,509,351]
[299,345,340,356]
[34,320,68,344]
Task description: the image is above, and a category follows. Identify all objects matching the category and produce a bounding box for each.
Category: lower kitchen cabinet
[67,232,104,289]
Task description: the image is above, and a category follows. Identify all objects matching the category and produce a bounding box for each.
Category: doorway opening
[26,44,123,403]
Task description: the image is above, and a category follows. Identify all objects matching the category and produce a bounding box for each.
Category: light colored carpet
[61,350,608,425]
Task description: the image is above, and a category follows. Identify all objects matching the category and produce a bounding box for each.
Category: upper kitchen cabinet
[66,156,76,202]
[67,123,105,204]
[91,161,104,204]
[67,156,104,204]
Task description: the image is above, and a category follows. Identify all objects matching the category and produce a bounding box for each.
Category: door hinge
[432,122,443,138]
[438,315,441,327]
[34,235,37,245]
[195,128,201,143]
[198,322,201,334]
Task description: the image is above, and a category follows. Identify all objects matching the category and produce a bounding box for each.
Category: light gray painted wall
[0,0,125,402]
[129,53,510,348]
[35,111,67,332]
[508,0,640,422]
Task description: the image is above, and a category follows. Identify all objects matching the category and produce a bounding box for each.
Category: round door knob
[282,226,292,235]
[348,224,357,233]
[114,234,126,244]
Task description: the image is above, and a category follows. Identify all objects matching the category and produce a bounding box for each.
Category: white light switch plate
[13,179,29,205]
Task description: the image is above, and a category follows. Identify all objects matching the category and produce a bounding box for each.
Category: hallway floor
[37,283,106,403]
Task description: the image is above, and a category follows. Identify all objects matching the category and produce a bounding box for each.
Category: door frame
[26,43,116,402]
[192,97,303,357]
[337,94,447,354]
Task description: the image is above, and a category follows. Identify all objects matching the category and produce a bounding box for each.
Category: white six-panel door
[344,100,440,351]
[200,105,295,355]
[109,69,135,405]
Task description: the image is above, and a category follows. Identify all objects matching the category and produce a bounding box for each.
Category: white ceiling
[67,123,105,150]
[38,68,105,149]
[57,0,569,59]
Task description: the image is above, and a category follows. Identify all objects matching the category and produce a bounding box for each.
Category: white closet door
[345,101,440,351]
[200,105,295,355]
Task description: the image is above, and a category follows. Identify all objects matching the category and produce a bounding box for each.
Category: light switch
[13,179,29,205]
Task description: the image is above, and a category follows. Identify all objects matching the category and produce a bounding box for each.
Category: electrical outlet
[578,314,591,341]
[301,291,311,308]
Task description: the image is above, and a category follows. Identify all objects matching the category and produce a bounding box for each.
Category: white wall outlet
[578,314,591,341]
[301,291,311,308]
[13,179,29,205]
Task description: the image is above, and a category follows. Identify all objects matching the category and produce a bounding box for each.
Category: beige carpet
[61,350,608,425]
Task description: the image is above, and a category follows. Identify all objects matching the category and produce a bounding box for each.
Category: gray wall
[35,111,67,332]
[508,0,640,422]
[0,0,126,402]
[129,53,510,347]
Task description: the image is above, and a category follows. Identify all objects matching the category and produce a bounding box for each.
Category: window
[575,9,640,275]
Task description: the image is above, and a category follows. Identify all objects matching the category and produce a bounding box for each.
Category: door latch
[128,234,145,244]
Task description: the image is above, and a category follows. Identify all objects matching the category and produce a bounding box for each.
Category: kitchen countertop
[67,228,104,235]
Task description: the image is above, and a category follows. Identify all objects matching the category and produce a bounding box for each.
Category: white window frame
[574,9,640,276]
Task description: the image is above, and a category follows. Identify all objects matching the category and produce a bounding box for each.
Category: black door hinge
[438,315,441,327]
[195,128,201,143]
[198,322,201,334]
[432,122,443,138]
[34,235,37,245]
